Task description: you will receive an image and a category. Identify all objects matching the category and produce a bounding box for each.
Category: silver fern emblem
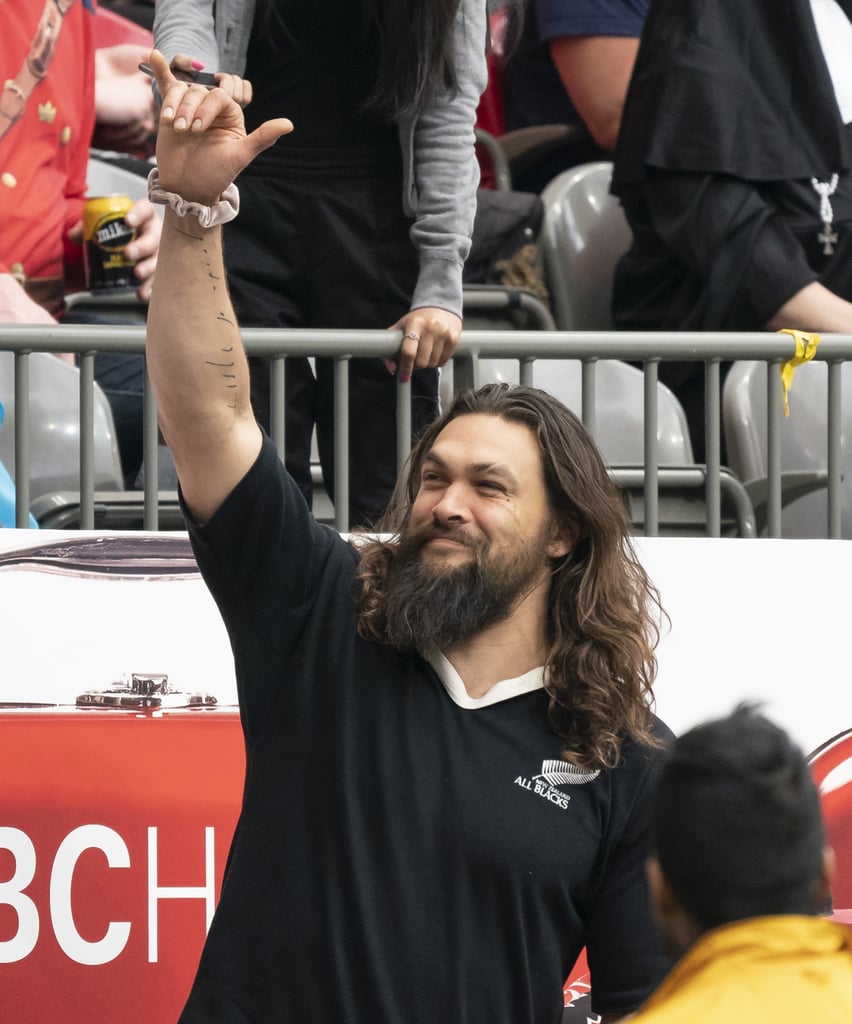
[536,759,601,787]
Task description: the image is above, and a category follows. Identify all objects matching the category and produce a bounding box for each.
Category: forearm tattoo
[175,229,242,408]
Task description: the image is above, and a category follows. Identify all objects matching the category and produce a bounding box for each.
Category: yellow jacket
[628,916,852,1022]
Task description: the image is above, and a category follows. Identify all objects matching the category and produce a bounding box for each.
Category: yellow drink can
[82,194,137,293]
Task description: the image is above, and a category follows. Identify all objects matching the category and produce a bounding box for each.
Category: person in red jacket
[0,0,159,326]
[1,0,164,484]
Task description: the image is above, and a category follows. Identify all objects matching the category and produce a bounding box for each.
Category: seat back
[539,162,632,331]
[0,352,124,502]
[457,357,693,464]
[723,359,852,537]
[86,155,151,201]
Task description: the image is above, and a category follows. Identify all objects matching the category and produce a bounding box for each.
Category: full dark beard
[381,524,551,655]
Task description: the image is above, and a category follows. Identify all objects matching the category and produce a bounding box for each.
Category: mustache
[401,520,480,552]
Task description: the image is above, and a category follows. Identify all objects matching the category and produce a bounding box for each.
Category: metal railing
[1,323,850,537]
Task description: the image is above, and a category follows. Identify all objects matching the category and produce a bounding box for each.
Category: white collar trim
[427,651,546,708]
[811,0,852,123]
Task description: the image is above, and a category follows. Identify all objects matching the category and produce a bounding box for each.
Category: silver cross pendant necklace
[811,173,840,255]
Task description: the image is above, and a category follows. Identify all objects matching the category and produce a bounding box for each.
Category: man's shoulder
[649,713,676,746]
[613,714,675,780]
[186,433,355,581]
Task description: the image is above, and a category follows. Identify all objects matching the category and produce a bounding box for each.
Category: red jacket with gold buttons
[0,0,95,290]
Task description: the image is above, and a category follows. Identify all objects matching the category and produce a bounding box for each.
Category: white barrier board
[637,537,852,755]
[1,530,850,756]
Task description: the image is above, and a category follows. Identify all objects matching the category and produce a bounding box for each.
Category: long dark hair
[253,0,461,118]
[356,384,665,770]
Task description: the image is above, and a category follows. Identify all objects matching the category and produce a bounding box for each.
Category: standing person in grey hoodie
[154,0,488,527]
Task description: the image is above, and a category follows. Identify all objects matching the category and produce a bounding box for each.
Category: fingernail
[175,116,187,130]
[191,60,205,69]
[163,106,174,119]
[192,118,202,131]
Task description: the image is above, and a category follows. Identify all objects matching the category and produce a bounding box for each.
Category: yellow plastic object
[778,329,820,416]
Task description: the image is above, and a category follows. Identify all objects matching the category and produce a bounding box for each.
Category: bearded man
[144,51,673,1024]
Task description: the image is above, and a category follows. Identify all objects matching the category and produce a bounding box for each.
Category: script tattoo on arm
[175,241,239,406]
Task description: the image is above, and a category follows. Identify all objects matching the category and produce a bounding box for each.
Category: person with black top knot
[154,0,487,527]
[611,0,852,459]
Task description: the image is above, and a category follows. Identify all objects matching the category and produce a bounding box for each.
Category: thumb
[244,117,294,161]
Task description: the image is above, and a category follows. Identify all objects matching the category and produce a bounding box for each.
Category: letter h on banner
[147,826,216,963]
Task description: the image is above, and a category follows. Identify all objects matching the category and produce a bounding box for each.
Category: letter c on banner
[50,825,131,965]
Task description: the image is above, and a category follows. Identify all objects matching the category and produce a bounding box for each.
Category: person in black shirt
[145,52,673,1024]
[611,0,852,460]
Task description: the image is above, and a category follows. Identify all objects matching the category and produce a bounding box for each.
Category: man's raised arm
[145,50,292,522]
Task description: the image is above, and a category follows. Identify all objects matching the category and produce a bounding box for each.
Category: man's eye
[477,480,504,494]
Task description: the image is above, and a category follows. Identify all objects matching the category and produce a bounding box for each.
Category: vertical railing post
[643,359,660,537]
[581,358,597,436]
[78,352,96,530]
[704,360,721,537]
[766,359,783,538]
[827,360,842,539]
[14,351,30,528]
[142,363,160,531]
[452,350,477,394]
[396,374,412,476]
[269,356,286,454]
[333,356,350,533]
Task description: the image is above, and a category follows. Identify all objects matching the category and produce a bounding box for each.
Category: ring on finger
[403,331,420,341]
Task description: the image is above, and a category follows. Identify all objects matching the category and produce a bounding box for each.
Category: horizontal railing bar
[2,325,852,363]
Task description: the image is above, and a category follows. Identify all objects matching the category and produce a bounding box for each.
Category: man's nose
[431,482,469,523]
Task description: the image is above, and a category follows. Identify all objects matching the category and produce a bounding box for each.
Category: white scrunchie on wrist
[146,168,240,228]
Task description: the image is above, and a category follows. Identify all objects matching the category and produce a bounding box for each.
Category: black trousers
[223,154,439,527]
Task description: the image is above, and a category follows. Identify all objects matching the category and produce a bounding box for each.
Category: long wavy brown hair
[355,383,665,770]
